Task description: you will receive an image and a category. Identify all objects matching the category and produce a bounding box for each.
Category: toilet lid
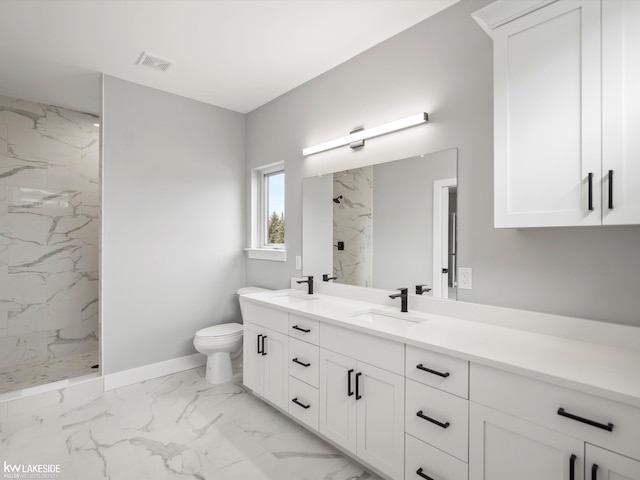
[196,323,243,338]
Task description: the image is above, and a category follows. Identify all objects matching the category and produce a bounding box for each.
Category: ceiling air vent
[136,52,173,72]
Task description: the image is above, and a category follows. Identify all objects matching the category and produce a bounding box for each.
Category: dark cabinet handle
[416,410,450,429]
[292,358,310,367]
[557,408,613,432]
[416,364,450,378]
[608,170,614,209]
[347,369,354,397]
[261,335,267,356]
[588,172,594,211]
[292,325,311,333]
[592,464,598,480]
[291,398,311,409]
[416,468,435,480]
[257,334,263,354]
[570,454,577,480]
[355,372,362,400]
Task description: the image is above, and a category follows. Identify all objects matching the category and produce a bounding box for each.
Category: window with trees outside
[263,167,285,247]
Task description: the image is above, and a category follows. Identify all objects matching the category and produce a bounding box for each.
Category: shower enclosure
[0,95,100,394]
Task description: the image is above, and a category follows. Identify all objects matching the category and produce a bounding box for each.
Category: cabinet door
[602,0,640,225]
[243,322,263,395]
[261,329,289,410]
[586,444,640,480]
[469,403,584,480]
[319,349,358,454]
[493,0,601,227]
[356,362,404,480]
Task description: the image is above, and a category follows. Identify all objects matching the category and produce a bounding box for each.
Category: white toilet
[194,287,269,385]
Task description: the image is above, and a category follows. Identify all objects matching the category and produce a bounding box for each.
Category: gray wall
[246,0,640,327]
[102,76,246,374]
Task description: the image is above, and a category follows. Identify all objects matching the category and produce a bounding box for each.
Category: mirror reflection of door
[433,179,457,298]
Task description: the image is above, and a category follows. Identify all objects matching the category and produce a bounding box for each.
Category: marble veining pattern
[0,95,99,376]
[0,367,381,480]
[0,350,98,395]
[333,168,373,287]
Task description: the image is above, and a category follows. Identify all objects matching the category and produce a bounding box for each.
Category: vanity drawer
[289,314,320,345]
[288,337,319,388]
[405,434,468,480]
[288,376,319,431]
[240,302,289,334]
[406,345,469,399]
[470,364,640,461]
[320,323,404,375]
[405,379,469,461]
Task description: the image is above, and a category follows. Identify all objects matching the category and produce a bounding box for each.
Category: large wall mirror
[302,148,458,299]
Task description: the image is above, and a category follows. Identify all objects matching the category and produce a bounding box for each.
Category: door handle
[257,334,263,354]
[347,369,354,397]
[355,372,362,400]
[261,335,267,356]
[570,454,577,480]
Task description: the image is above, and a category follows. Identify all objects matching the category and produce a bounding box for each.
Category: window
[246,162,286,261]
[263,168,285,246]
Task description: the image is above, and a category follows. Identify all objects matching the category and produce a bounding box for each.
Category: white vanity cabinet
[405,345,469,480]
[476,0,640,228]
[319,323,405,480]
[241,303,290,411]
[243,321,289,410]
[469,364,640,480]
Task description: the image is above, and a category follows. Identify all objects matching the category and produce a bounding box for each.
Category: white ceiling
[0,0,459,115]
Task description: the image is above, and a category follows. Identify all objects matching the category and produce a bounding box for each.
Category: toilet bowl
[194,286,270,384]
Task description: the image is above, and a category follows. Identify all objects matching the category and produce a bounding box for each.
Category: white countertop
[241,288,640,409]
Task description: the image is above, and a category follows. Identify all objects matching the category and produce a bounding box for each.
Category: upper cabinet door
[602,0,640,225]
[493,0,601,227]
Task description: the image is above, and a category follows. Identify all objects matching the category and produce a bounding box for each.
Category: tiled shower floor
[0,350,99,394]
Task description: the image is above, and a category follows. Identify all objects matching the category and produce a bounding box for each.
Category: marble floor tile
[0,350,98,394]
[1,367,382,480]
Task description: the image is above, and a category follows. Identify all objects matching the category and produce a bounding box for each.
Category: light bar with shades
[302,112,428,156]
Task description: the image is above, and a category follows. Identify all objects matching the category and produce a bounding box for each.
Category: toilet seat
[195,323,243,339]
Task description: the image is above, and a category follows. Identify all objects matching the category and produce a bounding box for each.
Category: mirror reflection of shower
[0,94,100,396]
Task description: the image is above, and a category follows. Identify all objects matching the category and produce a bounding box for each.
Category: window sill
[245,248,287,262]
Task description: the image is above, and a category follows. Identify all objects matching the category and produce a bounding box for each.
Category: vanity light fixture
[302,112,428,156]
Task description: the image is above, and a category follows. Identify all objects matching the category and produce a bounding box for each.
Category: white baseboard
[104,353,206,391]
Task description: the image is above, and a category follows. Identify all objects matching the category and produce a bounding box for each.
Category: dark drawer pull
[416,468,435,480]
[557,408,613,432]
[257,334,263,354]
[570,454,577,480]
[347,369,354,397]
[261,335,267,356]
[355,372,362,400]
[416,410,450,429]
[292,358,310,367]
[416,364,450,378]
[292,325,311,333]
[592,463,598,480]
[291,398,310,409]
[588,172,594,211]
[608,170,614,209]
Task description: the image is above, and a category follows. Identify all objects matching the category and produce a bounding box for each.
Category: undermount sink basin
[350,310,425,329]
[267,292,317,305]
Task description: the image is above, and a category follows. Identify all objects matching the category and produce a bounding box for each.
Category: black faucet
[415,285,431,295]
[322,274,338,282]
[389,288,408,313]
[296,276,314,294]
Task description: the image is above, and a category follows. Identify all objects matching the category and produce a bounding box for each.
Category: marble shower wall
[333,167,372,287]
[0,95,99,371]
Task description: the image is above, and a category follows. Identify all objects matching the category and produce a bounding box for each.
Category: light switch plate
[295,256,302,270]
[458,267,472,289]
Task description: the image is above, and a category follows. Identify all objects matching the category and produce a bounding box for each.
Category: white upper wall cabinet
[602,0,640,225]
[474,0,640,228]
